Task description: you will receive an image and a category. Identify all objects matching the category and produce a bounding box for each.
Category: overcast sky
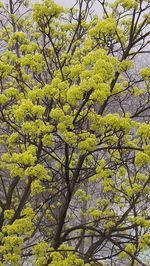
[55,0,76,7]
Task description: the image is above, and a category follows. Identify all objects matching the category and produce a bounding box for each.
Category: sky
[55,0,76,7]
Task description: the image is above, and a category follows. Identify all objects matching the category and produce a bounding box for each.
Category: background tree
[0,0,150,265]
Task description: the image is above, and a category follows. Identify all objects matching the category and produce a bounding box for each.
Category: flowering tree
[0,0,150,265]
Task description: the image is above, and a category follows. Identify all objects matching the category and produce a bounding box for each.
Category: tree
[0,0,150,265]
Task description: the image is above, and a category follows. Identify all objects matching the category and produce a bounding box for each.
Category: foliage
[0,0,150,265]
